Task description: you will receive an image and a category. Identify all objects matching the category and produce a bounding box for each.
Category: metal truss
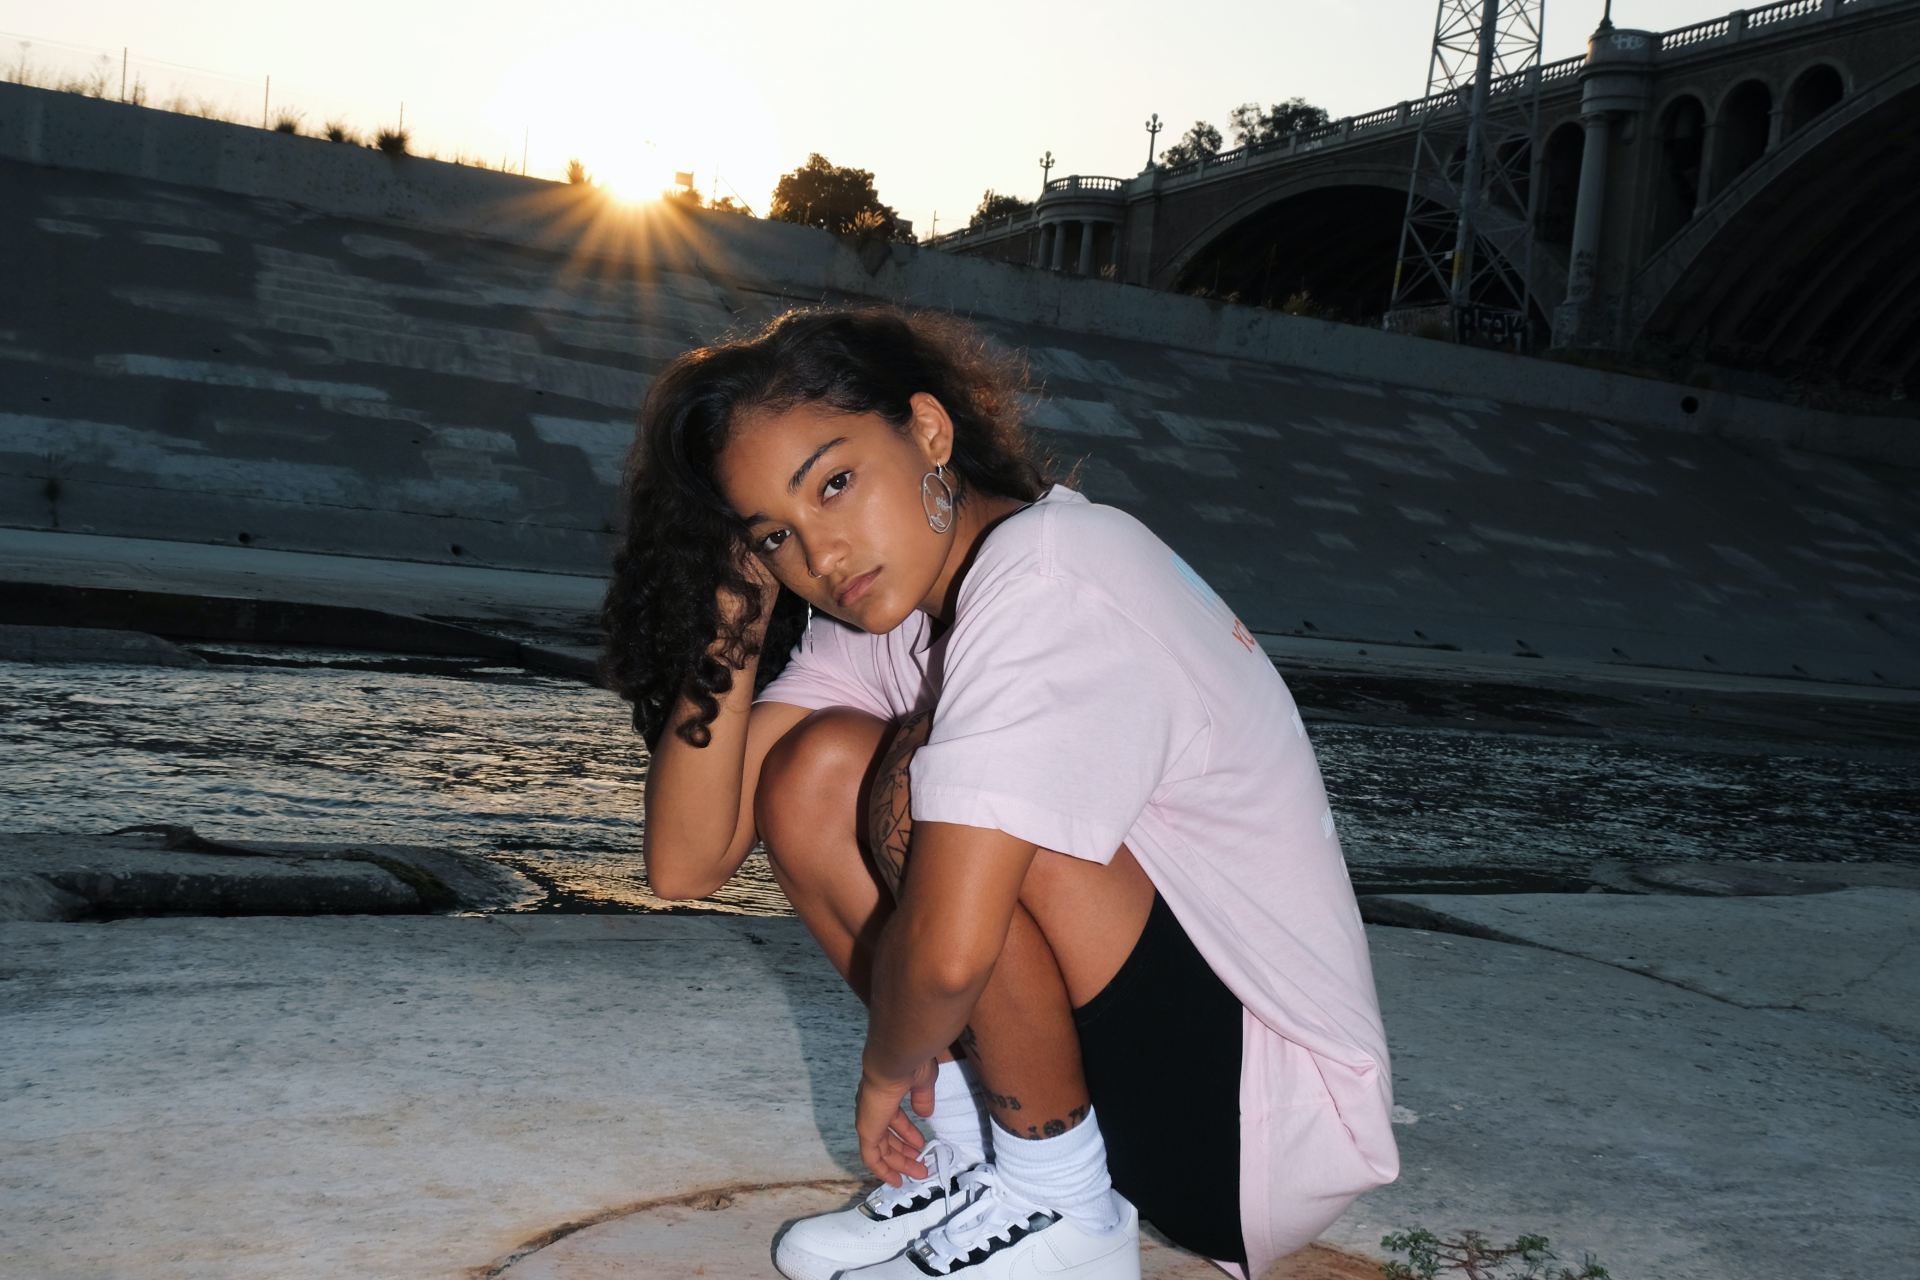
[1386,0,1548,351]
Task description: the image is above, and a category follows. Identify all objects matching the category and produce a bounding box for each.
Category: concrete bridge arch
[1630,56,1920,391]
[1151,166,1453,320]
[1158,158,1570,327]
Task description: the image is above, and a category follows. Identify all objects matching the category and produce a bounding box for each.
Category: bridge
[929,0,1920,397]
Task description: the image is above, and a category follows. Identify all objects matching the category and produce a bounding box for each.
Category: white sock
[988,1107,1121,1234]
[914,1057,992,1170]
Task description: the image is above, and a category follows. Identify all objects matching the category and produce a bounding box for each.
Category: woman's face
[715,394,953,632]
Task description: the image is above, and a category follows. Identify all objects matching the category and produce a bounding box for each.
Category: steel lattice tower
[1386,0,1548,351]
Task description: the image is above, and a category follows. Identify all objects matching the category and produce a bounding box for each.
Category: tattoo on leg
[985,1090,1023,1112]
[866,711,930,898]
[1020,1107,1088,1141]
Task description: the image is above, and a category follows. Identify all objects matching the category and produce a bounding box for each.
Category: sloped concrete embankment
[1,81,1915,687]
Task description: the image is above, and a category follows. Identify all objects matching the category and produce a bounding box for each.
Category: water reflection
[1,649,1912,915]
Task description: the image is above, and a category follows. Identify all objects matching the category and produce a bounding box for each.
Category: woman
[600,306,1397,1280]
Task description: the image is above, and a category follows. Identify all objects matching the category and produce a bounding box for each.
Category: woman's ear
[907,392,955,468]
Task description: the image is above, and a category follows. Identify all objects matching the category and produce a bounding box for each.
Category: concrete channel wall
[2,81,1916,686]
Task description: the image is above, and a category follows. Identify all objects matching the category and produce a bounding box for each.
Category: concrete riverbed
[3,526,1918,1278]
[4,896,1916,1280]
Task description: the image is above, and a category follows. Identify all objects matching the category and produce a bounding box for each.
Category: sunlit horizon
[3,1,1755,236]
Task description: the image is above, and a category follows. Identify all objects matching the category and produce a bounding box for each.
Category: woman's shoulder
[985,485,1171,587]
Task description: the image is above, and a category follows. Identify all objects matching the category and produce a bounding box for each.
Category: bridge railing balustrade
[1043,174,1126,193]
[1750,0,1829,32]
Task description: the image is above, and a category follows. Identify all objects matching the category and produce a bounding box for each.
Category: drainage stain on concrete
[481,1179,1357,1279]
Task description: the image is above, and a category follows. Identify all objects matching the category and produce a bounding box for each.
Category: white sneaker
[774,1139,976,1280]
[841,1165,1141,1279]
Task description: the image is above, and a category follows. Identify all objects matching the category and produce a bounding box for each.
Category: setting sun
[485,24,779,205]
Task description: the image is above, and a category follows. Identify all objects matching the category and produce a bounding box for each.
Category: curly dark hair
[599,305,1070,751]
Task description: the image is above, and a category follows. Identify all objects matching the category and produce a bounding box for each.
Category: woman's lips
[836,568,880,607]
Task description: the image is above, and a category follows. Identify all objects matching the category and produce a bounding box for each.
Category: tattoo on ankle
[1021,1106,1088,1141]
[985,1090,1023,1112]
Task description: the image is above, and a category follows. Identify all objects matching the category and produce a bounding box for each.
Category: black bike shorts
[1071,891,1248,1268]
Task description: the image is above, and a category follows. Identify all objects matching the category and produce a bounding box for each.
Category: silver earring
[921,462,955,534]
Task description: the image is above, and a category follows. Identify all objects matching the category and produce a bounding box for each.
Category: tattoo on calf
[985,1090,1023,1112]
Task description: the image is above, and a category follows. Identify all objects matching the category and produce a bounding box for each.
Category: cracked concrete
[1363,887,1920,1040]
[4,899,1916,1279]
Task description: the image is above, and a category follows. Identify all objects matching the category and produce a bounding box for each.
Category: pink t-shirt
[755,483,1398,1275]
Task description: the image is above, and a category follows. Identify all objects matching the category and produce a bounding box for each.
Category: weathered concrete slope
[1,88,1915,687]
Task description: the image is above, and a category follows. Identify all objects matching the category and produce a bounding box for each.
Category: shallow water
[1,648,1913,915]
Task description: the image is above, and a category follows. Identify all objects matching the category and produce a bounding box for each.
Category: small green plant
[376,126,409,156]
[1381,1229,1610,1280]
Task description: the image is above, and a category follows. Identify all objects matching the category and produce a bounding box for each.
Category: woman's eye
[756,529,787,555]
[823,470,851,498]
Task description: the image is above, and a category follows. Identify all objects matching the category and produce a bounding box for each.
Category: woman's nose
[803,538,844,581]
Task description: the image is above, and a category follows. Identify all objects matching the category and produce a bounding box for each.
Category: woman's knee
[754,707,891,867]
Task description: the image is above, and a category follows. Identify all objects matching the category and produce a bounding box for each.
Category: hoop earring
[921,462,955,534]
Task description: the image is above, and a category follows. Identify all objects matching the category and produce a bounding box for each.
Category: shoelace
[864,1138,961,1215]
[911,1165,1055,1271]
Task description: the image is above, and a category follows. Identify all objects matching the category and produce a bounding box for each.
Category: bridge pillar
[1555,111,1614,343]
[1695,120,1718,210]
[1077,220,1097,275]
[1050,224,1067,272]
[1553,22,1656,350]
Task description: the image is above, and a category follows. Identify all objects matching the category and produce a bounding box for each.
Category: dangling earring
[921,462,955,534]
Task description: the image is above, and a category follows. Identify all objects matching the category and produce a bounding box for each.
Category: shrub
[376,127,409,156]
[272,110,302,135]
[565,157,591,185]
[323,121,356,144]
[1380,1228,1609,1280]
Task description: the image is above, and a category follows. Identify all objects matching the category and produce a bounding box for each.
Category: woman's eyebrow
[739,435,850,526]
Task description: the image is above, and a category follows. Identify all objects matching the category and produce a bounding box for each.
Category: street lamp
[1144,113,1164,168]
[1038,150,1055,190]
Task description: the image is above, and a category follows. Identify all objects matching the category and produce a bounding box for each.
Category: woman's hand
[855,1058,938,1186]
[718,547,782,636]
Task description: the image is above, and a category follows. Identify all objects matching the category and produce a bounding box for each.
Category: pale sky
[3,1,1741,238]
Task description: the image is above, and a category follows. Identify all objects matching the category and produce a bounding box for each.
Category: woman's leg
[760,707,1245,1267]
[756,707,1157,1136]
[754,707,894,1005]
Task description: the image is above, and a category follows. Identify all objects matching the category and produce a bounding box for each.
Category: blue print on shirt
[1171,551,1228,616]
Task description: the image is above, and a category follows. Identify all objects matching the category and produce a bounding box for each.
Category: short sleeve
[908,573,1209,863]
[754,611,892,720]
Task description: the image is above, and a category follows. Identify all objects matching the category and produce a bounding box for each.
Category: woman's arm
[642,575,807,901]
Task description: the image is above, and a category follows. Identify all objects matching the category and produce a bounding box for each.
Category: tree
[769,153,912,240]
[1159,121,1223,169]
[971,189,1033,227]
[565,157,592,186]
[1229,96,1331,148]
